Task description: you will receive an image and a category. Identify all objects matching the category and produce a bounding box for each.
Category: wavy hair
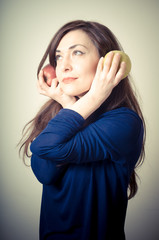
[19,20,146,199]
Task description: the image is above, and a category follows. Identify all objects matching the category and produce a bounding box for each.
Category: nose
[61,55,73,72]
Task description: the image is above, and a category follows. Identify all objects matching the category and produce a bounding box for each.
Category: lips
[62,77,78,84]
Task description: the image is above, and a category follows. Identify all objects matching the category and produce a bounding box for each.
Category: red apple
[42,64,56,86]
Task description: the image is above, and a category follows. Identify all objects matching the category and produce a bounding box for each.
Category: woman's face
[55,30,100,97]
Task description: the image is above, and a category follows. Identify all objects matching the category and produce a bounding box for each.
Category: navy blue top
[30,107,144,240]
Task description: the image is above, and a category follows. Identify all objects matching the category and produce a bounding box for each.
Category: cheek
[77,63,97,79]
[83,65,97,85]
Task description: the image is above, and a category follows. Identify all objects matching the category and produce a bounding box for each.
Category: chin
[63,87,88,98]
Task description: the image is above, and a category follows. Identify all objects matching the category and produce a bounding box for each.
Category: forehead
[56,30,94,50]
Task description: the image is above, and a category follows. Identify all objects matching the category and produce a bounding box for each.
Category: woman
[19,20,145,240]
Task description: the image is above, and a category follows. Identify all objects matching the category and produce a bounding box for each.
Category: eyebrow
[56,44,88,52]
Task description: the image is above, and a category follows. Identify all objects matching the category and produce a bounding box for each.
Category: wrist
[61,96,77,109]
[86,91,104,108]
[66,92,102,119]
[62,99,76,108]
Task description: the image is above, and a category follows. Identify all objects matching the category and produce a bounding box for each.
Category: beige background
[0,0,159,239]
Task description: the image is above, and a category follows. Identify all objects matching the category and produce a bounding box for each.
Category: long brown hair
[19,20,146,199]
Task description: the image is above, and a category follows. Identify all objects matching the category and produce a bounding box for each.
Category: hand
[65,52,127,119]
[88,51,126,104]
[37,70,77,108]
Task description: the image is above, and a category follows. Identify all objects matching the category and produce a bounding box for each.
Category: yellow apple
[104,50,131,79]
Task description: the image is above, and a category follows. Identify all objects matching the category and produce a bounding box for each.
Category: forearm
[30,109,85,158]
[66,92,102,119]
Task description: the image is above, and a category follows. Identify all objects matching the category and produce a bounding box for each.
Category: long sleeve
[30,108,143,165]
[31,154,68,185]
[30,107,144,239]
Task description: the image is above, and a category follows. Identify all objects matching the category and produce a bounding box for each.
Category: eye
[73,50,84,56]
[55,55,62,61]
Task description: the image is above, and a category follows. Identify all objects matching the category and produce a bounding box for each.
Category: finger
[51,78,58,88]
[109,53,121,78]
[103,51,114,74]
[37,80,47,95]
[38,70,44,82]
[95,57,104,78]
[114,61,126,86]
[38,70,50,91]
